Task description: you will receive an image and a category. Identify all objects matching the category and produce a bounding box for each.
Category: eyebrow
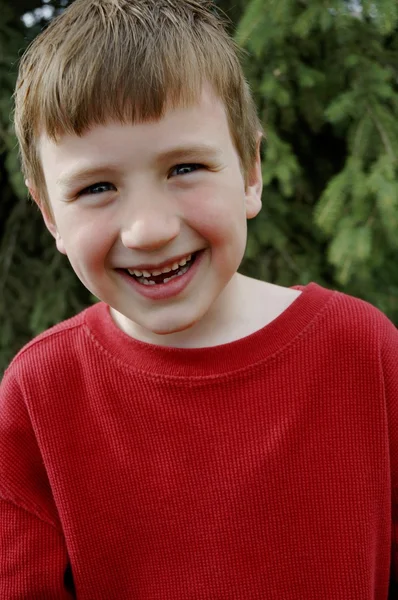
[155,143,223,165]
[56,143,223,190]
[56,165,119,191]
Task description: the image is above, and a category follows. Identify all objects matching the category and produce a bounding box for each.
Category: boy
[1,0,397,597]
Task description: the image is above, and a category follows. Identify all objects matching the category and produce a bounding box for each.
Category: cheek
[55,209,116,265]
[182,180,247,242]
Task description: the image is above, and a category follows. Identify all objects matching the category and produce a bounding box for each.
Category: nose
[120,204,180,251]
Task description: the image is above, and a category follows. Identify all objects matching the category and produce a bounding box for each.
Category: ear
[245,134,263,220]
[26,181,67,255]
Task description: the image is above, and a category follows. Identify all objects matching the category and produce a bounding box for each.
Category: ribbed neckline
[83,282,334,378]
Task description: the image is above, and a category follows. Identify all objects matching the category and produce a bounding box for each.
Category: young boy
[1,0,397,597]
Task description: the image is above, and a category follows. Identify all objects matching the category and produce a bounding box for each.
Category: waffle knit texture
[1,282,397,599]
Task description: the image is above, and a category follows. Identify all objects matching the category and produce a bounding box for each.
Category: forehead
[39,86,231,161]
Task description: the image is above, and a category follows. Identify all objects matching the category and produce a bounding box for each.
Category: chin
[150,320,198,336]
[146,312,204,337]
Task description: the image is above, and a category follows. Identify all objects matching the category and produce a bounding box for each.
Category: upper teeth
[127,254,192,278]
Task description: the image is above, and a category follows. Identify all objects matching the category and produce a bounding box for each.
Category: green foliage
[0,0,92,372]
[0,0,397,374]
[237,0,398,320]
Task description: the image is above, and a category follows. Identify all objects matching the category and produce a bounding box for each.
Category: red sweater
[1,283,397,599]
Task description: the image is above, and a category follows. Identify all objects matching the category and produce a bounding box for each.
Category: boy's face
[37,87,262,340]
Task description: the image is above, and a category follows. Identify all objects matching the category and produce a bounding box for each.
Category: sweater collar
[84,283,334,378]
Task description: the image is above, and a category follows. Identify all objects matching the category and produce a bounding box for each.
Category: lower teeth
[137,263,190,286]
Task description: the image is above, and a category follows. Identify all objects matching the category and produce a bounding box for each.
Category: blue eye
[170,164,203,177]
[79,182,116,196]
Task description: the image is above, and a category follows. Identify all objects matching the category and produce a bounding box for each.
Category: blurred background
[1,0,397,373]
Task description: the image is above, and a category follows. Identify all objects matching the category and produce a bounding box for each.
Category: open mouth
[125,252,198,286]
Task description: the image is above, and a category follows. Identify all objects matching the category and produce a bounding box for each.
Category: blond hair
[14,0,261,208]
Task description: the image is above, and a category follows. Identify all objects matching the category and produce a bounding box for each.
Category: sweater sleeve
[0,498,74,599]
[381,316,398,592]
[0,368,74,599]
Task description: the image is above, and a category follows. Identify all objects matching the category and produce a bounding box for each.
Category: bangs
[19,1,242,142]
[15,0,261,203]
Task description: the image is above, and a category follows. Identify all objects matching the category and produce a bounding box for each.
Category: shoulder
[1,302,106,389]
[297,283,396,342]
[324,286,396,343]
[281,283,397,372]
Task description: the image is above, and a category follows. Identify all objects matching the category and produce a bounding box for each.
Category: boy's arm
[0,368,74,599]
[382,317,398,594]
[0,498,74,598]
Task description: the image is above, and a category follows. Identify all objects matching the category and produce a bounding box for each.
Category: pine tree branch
[366,104,397,162]
[0,200,26,290]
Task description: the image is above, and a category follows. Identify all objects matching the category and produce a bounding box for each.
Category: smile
[126,253,196,286]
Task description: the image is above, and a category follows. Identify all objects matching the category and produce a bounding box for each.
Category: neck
[110,275,301,349]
